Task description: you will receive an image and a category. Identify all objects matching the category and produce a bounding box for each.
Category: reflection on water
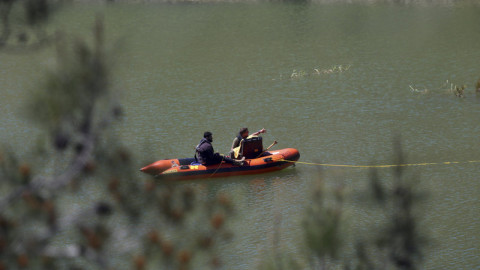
[1,2,479,269]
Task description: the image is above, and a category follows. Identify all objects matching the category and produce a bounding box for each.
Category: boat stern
[282,148,300,163]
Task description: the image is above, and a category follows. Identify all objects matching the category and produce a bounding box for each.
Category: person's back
[196,136,214,165]
[197,131,244,166]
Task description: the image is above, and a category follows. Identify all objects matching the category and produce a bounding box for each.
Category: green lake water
[1,2,479,269]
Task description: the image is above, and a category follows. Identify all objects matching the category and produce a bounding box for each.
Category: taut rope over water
[279,159,480,169]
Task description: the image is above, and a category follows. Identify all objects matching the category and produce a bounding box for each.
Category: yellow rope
[280,159,480,168]
[208,155,226,178]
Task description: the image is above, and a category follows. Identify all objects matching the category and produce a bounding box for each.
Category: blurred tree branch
[301,138,427,270]
[303,169,344,270]
[0,16,110,212]
[353,138,427,270]
[0,0,60,51]
[0,8,234,268]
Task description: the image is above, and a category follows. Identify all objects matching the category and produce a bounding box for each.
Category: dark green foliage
[301,139,427,270]
[0,0,56,49]
[303,172,344,269]
[25,0,50,26]
[28,20,108,137]
[0,0,14,46]
[369,167,385,203]
[352,139,427,270]
[0,14,234,269]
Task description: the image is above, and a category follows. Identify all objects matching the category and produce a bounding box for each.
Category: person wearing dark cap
[230,127,266,158]
[196,131,244,166]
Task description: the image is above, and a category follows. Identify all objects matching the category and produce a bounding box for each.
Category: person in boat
[230,127,266,159]
[196,131,245,166]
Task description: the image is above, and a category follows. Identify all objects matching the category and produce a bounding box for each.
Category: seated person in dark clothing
[196,131,244,166]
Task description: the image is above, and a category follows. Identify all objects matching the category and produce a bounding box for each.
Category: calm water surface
[1,2,479,269]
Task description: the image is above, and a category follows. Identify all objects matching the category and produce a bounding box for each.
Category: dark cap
[204,131,212,138]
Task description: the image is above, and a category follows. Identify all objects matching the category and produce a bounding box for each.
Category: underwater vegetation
[292,65,352,78]
[274,64,352,80]
[409,79,480,98]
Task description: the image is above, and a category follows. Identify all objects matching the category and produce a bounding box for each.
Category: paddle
[256,140,278,158]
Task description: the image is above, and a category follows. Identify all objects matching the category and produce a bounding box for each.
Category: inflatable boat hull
[140,148,300,180]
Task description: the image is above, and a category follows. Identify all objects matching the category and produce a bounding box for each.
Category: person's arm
[252,128,266,136]
[205,145,215,161]
[231,137,239,151]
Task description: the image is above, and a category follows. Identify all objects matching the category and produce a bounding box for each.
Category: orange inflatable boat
[140,144,300,181]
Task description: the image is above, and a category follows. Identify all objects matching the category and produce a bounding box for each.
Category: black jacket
[196,138,215,165]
